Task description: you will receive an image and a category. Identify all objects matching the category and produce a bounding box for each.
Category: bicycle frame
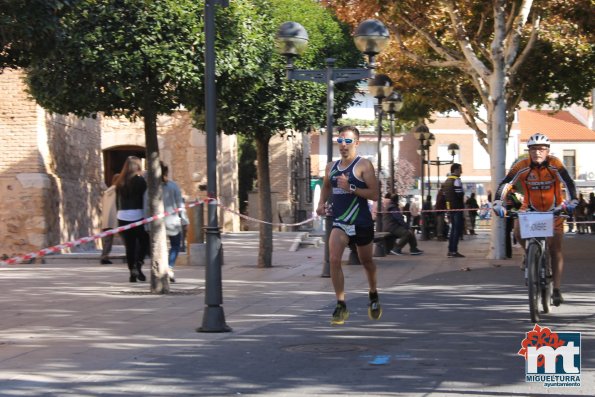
[513,210,557,322]
[524,235,553,322]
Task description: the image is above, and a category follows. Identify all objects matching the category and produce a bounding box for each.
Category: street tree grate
[113,288,202,296]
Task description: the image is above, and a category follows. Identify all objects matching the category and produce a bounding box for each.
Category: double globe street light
[382,91,404,194]
[414,125,460,240]
[276,19,390,276]
[368,75,403,257]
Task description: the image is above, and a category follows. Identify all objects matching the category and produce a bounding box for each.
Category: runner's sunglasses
[336,138,354,144]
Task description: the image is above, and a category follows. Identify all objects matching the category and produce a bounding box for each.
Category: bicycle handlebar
[505,206,565,219]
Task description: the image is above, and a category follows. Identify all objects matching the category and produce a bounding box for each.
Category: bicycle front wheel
[526,242,541,323]
[541,249,553,314]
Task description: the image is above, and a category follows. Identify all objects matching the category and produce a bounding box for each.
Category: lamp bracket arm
[286,69,325,83]
[333,68,372,83]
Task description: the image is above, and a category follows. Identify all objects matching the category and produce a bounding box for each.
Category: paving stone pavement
[1,231,593,396]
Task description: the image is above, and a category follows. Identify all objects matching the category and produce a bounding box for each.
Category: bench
[347,232,395,265]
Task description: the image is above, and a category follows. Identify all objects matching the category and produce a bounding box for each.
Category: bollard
[188,202,206,266]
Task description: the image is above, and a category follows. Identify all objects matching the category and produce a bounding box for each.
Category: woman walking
[161,162,188,282]
[115,156,150,282]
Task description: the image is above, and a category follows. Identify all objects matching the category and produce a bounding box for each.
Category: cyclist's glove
[565,199,579,212]
[492,200,506,218]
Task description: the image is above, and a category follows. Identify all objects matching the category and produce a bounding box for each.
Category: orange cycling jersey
[495,155,577,212]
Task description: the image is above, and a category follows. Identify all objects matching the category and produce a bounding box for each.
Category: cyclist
[492,133,578,306]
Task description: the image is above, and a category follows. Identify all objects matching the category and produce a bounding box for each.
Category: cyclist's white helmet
[527,133,551,147]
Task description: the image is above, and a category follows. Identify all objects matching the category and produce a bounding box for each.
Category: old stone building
[246,131,313,231]
[0,69,239,259]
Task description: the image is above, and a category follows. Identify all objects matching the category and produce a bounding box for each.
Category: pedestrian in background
[434,187,448,241]
[160,162,189,283]
[465,192,479,235]
[588,192,595,234]
[421,194,433,240]
[383,194,423,256]
[316,125,382,326]
[116,156,150,282]
[100,173,119,265]
[504,185,522,258]
[410,197,420,234]
[443,163,465,258]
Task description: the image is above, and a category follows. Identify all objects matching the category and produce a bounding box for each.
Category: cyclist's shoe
[368,291,383,320]
[552,289,564,306]
[331,303,349,325]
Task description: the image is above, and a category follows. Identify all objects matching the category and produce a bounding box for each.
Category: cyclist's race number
[518,212,554,238]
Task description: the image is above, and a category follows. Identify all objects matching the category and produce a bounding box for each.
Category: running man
[316,125,381,325]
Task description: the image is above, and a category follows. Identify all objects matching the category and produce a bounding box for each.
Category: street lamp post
[368,74,394,257]
[198,0,231,333]
[425,133,436,198]
[276,19,390,277]
[413,125,431,240]
[427,143,460,188]
[382,92,404,194]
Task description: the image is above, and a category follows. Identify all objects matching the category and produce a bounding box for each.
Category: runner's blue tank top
[330,156,373,227]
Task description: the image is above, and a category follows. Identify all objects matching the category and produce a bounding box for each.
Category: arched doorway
[103,145,146,186]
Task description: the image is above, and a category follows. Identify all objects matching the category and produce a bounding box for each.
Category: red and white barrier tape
[0,197,317,267]
[2,200,589,267]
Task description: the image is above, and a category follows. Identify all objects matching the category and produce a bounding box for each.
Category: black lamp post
[368,74,393,257]
[276,19,390,276]
[198,0,231,333]
[382,92,404,194]
[413,125,432,240]
[424,133,436,198]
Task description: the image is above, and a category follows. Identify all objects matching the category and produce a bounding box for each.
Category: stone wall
[0,70,55,257]
[100,112,239,232]
[246,131,311,231]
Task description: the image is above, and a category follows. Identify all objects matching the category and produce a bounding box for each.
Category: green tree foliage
[27,0,206,293]
[0,0,75,70]
[328,0,594,148]
[328,0,593,259]
[215,0,364,268]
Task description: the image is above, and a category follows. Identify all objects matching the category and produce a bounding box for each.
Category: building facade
[0,69,239,259]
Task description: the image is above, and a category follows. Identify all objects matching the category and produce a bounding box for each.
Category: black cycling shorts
[332,223,374,246]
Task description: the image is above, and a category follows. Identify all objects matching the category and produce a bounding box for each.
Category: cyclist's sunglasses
[336,138,354,144]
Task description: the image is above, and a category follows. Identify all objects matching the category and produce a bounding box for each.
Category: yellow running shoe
[331,303,349,325]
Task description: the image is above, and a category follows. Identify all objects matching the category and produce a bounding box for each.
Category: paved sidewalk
[1,231,593,396]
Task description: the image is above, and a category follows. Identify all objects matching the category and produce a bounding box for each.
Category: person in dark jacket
[465,192,480,235]
[115,156,150,282]
[442,163,465,258]
[382,194,423,256]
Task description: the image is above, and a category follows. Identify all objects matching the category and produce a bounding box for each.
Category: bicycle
[510,209,562,323]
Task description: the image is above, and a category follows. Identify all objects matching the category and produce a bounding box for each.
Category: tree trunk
[256,135,273,268]
[487,2,508,260]
[144,104,170,292]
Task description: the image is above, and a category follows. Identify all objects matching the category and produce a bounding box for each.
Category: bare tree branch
[443,0,492,78]
[391,25,469,69]
[395,12,462,64]
[509,15,540,75]
[504,0,535,68]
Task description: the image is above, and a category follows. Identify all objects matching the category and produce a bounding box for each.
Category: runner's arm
[316,162,333,216]
[354,158,379,201]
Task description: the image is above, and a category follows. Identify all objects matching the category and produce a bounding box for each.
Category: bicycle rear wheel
[541,249,553,314]
[526,243,541,322]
